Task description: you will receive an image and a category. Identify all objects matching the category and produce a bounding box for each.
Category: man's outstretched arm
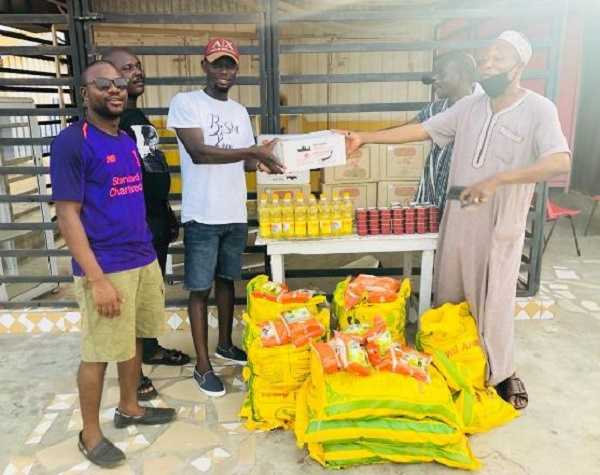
[334,124,430,157]
[175,127,284,173]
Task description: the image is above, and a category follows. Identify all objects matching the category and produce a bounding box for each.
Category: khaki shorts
[74,260,165,363]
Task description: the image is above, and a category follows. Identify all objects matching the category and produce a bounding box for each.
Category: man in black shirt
[102,47,190,399]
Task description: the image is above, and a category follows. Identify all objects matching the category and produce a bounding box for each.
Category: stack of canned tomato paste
[355,204,440,236]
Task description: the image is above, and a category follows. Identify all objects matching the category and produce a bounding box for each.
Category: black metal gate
[0,0,569,308]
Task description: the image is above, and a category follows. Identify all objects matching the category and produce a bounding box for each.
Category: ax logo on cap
[205,38,240,63]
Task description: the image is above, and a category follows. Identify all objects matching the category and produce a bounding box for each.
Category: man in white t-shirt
[167,38,283,397]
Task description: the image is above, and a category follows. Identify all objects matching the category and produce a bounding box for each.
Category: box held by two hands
[257,132,346,174]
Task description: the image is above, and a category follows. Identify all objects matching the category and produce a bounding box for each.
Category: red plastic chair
[584,195,600,236]
[543,200,581,256]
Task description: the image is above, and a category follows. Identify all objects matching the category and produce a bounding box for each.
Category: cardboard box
[256,134,311,184]
[320,144,379,184]
[256,184,312,201]
[377,181,420,208]
[379,142,427,180]
[272,132,346,172]
[320,183,377,210]
[257,134,302,144]
[256,169,311,185]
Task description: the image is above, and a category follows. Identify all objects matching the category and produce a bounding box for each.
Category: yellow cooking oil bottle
[318,193,332,237]
[342,191,354,235]
[258,193,271,238]
[281,192,295,239]
[294,192,307,238]
[330,192,343,236]
[307,194,320,237]
[270,193,283,239]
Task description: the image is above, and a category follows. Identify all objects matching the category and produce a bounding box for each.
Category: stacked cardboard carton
[256,169,312,203]
[319,145,379,209]
[377,142,428,207]
[254,135,429,214]
[320,143,428,210]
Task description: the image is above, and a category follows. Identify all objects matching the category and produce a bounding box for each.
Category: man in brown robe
[342,31,571,409]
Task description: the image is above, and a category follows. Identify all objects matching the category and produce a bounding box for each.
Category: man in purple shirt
[50,60,175,468]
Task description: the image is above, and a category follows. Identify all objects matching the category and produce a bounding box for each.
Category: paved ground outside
[1,190,600,474]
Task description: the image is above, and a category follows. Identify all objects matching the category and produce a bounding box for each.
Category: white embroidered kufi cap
[497,30,532,66]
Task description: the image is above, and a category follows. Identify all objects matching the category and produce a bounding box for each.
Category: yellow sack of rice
[417,302,486,389]
[240,374,302,431]
[294,352,481,471]
[246,275,328,323]
[417,303,518,433]
[243,308,330,382]
[296,347,461,432]
[243,329,312,386]
[296,378,463,448]
[456,386,519,434]
[240,306,330,430]
[427,348,518,434]
[333,276,410,344]
[305,438,481,471]
[240,341,310,430]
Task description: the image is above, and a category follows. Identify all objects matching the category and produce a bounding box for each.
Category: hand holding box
[272,132,347,172]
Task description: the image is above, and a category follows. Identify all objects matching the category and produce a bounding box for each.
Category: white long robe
[422,89,570,386]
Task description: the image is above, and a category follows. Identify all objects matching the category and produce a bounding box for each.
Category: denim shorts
[183,221,248,291]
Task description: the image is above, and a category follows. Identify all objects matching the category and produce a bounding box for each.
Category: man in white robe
[342,31,571,409]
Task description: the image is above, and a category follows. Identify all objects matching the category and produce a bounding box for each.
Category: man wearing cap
[342,31,571,410]
[167,38,284,397]
[413,52,479,211]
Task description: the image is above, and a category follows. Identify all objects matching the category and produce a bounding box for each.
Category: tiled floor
[2,191,600,474]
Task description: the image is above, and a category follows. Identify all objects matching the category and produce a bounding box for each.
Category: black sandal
[496,376,529,410]
[137,375,158,401]
[114,406,176,429]
[78,431,125,468]
[142,347,191,366]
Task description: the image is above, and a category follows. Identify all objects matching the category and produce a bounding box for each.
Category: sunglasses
[85,77,129,90]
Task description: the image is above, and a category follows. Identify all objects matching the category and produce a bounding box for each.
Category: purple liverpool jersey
[50,119,156,276]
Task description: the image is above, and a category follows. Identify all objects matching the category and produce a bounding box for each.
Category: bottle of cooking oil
[330,192,343,236]
[294,192,307,239]
[270,193,283,239]
[307,194,320,238]
[258,193,271,239]
[318,193,332,237]
[281,192,295,239]
[342,192,354,235]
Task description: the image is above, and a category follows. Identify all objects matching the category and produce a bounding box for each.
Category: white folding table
[256,233,438,317]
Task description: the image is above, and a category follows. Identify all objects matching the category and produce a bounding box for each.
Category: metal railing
[0,0,568,307]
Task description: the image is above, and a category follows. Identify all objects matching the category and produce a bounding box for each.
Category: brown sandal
[496,376,528,410]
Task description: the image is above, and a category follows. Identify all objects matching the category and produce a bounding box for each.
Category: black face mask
[479,64,519,98]
[421,75,435,86]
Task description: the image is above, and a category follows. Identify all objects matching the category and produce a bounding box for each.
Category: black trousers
[142,216,170,359]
